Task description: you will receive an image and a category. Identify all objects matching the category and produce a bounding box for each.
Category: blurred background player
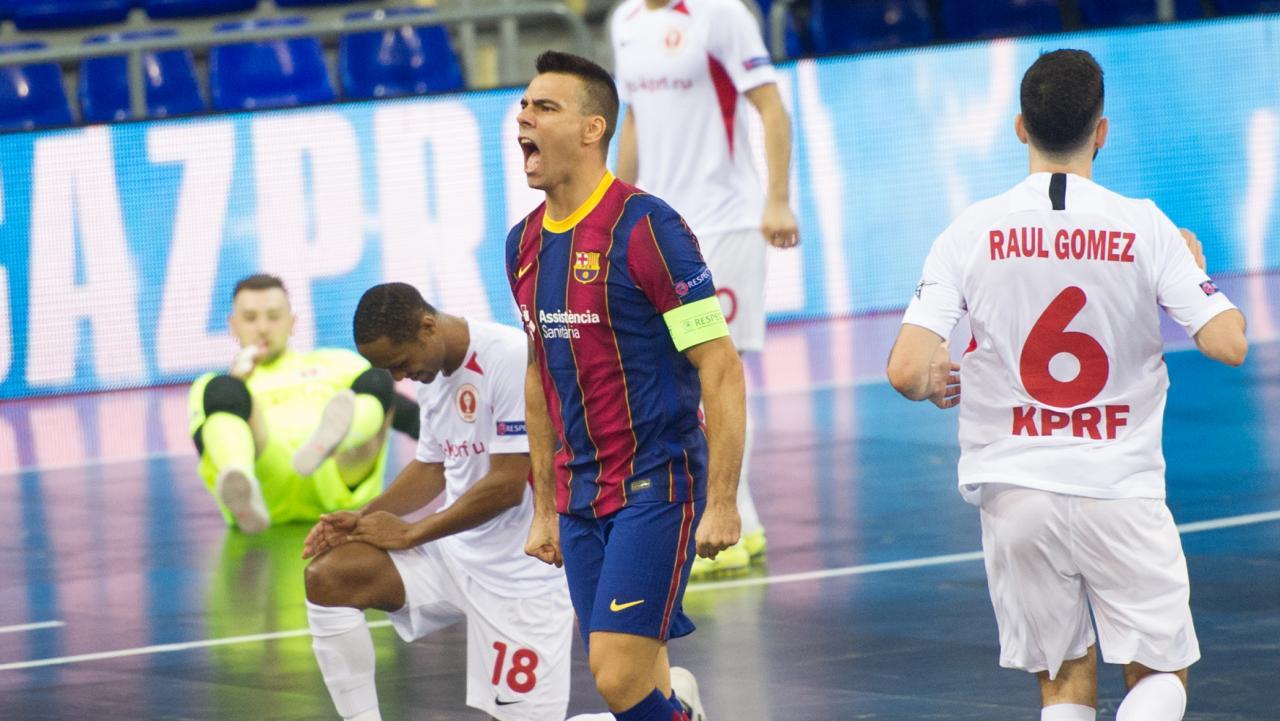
[303,282,574,721]
[510,50,745,721]
[887,50,1248,721]
[611,0,799,576]
[187,273,420,534]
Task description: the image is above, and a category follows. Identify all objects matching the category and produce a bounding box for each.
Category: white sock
[1041,704,1095,721]
[1117,673,1187,721]
[307,601,381,721]
[737,409,762,536]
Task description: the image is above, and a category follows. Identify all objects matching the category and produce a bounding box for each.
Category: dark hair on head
[353,282,437,346]
[1020,49,1105,156]
[233,273,286,300]
[535,50,620,149]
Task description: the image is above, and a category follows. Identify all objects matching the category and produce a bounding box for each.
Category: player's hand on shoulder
[695,502,741,559]
[762,199,799,249]
[1179,228,1206,270]
[346,511,415,551]
[524,513,563,568]
[928,341,961,410]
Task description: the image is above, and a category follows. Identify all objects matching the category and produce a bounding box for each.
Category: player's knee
[203,374,252,420]
[350,368,395,411]
[304,553,354,608]
[587,649,638,705]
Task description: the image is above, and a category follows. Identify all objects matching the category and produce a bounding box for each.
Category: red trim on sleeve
[672,0,690,15]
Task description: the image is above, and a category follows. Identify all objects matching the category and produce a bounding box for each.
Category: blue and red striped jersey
[506,172,719,518]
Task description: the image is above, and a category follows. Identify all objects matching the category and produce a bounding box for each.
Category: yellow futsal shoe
[742,528,767,561]
[689,540,750,579]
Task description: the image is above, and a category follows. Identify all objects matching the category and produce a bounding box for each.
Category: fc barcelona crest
[573,251,601,283]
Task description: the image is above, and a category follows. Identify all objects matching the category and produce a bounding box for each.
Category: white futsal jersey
[611,0,776,235]
[903,172,1236,503]
[414,320,563,596]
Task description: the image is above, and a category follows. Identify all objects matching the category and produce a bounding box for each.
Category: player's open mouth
[519,137,541,174]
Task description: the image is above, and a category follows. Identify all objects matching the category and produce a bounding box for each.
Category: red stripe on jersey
[672,0,690,14]
[659,501,695,638]
[627,214,683,314]
[964,336,978,355]
[707,55,738,158]
[464,353,483,375]
[563,186,638,518]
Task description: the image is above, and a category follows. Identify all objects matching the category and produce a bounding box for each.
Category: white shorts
[700,228,767,352]
[979,484,1200,679]
[387,542,575,721]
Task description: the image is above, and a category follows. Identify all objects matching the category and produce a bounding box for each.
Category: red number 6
[1019,287,1109,408]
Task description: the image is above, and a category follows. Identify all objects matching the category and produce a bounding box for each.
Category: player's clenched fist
[525,513,563,568]
[695,502,741,559]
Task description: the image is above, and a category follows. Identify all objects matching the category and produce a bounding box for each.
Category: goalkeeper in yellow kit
[188,274,419,533]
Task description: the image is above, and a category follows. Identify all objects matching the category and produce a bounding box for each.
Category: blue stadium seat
[340,8,465,98]
[1213,0,1280,14]
[210,17,337,110]
[941,0,1062,40]
[1076,0,1202,26]
[79,30,205,122]
[808,0,932,54]
[13,0,132,30]
[0,42,75,131]
[143,0,256,19]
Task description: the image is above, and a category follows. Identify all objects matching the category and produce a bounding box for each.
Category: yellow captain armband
[663,296,730,352]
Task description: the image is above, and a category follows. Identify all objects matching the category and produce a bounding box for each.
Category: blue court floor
[2,276,1278,720]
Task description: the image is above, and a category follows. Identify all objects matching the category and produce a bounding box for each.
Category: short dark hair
[1020,49,1105,155]
[353,282,437,346]
[535,50,620,148]
[233,273,286,301]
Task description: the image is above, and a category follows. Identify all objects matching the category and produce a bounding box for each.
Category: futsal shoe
[670,666,707,721]
[293,389,355,476]
[217,467,271,534]
[742,528,767,561]
[689,540,750,579]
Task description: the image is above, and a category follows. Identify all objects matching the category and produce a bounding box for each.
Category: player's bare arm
[887,324,961,409]
[301,459,446,559]
[524,339,563,567]
[616,106,638,185]
[1193,309,1248,367]
[346,453,532,551]
[744,82,799,249]
[685,335,746,558]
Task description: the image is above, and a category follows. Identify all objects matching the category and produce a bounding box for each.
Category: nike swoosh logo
[610,598,645,612]
[495,698,522,706]
[517,263,533,279]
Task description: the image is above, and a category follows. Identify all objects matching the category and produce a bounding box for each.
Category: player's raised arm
[684,335,746,558]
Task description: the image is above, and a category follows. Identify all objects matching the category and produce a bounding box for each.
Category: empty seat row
[766,0,1280,57]
[0,0,380,30]
[0,10,464,130]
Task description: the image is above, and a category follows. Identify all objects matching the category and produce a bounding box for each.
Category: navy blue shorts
[559,499,703,649]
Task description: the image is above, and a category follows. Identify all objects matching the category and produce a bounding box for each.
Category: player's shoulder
[610,0,645,29]
[616,182,680,220]
[689,0,754,18]
[506,203,548,244]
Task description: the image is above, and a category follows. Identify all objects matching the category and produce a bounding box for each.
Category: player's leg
[583,499,702,720]
[1037,646,1098,720]
[295,368,396,477]
[190,373,271,533]
[306,541,464,721]
[458,574,575,721]
[1116,664,1188,721]
[979,484,1098,719]
[1075,496,1198,721]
